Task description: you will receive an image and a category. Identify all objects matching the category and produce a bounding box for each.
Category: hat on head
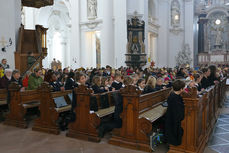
[164,77,170,81]
[4,69,12,73]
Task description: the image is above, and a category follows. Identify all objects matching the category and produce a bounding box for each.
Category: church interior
[0,0,229,153]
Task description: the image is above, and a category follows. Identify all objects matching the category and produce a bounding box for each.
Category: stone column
[101,0,114,67]
[69,0,80,68]
[198,17,208,53]
[113,0,127,68]
[184,0,194,67]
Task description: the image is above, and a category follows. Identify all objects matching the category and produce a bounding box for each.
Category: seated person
[27,68,43,90]
[142,76,156,94]
[123,76,133,87]
[91,76,108,94]
[49,72,64,92]
[107,76,113,90]
[101,77,114,91]
[44,69,54,83]
[165,80,185,146]
[184,80,196,93]
[10,70,23,89]
[193,73,203,92]
[0,65,4,78]
[64,72,77,90]
[75,72,87,86]
[22,71,31,88]
[1,59,10,70]
[201,68,211,89]
[0,69,12,89]
[111,74,123,90]
[164,77,172,88]
[155,77,166,91]
[132,73,139,86]
[136,78,145,92]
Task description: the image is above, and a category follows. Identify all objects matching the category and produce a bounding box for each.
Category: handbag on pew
[161,101,168,107]
[150,130,164,152]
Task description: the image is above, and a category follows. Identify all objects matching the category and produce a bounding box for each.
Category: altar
[197,7,229,66]
[198,51,229,67]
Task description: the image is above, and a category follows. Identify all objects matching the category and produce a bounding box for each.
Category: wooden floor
[0,90,228,153]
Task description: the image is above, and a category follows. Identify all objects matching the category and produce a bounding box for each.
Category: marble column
[198,18,208,53]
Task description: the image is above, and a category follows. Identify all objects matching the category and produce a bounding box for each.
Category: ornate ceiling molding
[22,0,54,8]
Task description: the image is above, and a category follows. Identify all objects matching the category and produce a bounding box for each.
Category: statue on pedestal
[215,28,222,46]
[87,0,97,19]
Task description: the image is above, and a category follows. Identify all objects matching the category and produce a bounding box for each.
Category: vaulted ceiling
[22,0,54,8]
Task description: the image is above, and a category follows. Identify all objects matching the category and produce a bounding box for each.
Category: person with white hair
[1,59,10,70]
[0,69,12,89]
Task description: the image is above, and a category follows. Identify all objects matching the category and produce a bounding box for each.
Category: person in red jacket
[22,71,31,88]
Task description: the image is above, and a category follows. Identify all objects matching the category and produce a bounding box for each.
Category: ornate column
[198,16,208,53]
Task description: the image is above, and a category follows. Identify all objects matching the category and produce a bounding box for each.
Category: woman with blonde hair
[143,76,157,94]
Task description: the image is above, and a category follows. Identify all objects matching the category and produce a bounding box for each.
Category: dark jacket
[165,92,184,146]
[0,75,11,89]
[65,78,77,90]
[142,85,156,94]
[92,84,107,94]
[208,75,219,86]
[10,77,23,87]
[50,81,63,92]
[201,76,210,89]
[155,85,164,91]
[111,81,123,90]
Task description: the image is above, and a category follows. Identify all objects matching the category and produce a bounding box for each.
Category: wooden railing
[168,78,227,153]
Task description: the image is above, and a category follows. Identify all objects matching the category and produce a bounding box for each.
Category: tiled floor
[207,90,229,153]
[0,89,228,153]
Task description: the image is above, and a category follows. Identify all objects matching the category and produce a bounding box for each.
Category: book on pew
[54,97,68,108]
[68,93,73,101]
[226,79,229,85]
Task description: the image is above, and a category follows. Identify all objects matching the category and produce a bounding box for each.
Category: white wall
[21,0,196,69]
[0,0,21,69]
[113,0,127,68]
[157,0,169,67]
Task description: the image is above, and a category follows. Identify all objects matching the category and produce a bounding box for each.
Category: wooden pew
[67,85,118,142]
[109,85,171,152]
[0,89,7,106]
[32,82,72,134]
[4,83,40,128]
[168,79,227,153]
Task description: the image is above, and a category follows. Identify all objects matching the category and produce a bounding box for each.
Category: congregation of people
[0,58,228,94]
[0,57,228,146]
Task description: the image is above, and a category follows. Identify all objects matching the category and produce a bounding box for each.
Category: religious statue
[87,0,97,19]
[171,0,180,27]
[215,28,222,46]
[51,58,62,71]
[131,36,139,54]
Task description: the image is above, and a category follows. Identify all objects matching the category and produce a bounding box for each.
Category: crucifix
[0,37,7,47]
